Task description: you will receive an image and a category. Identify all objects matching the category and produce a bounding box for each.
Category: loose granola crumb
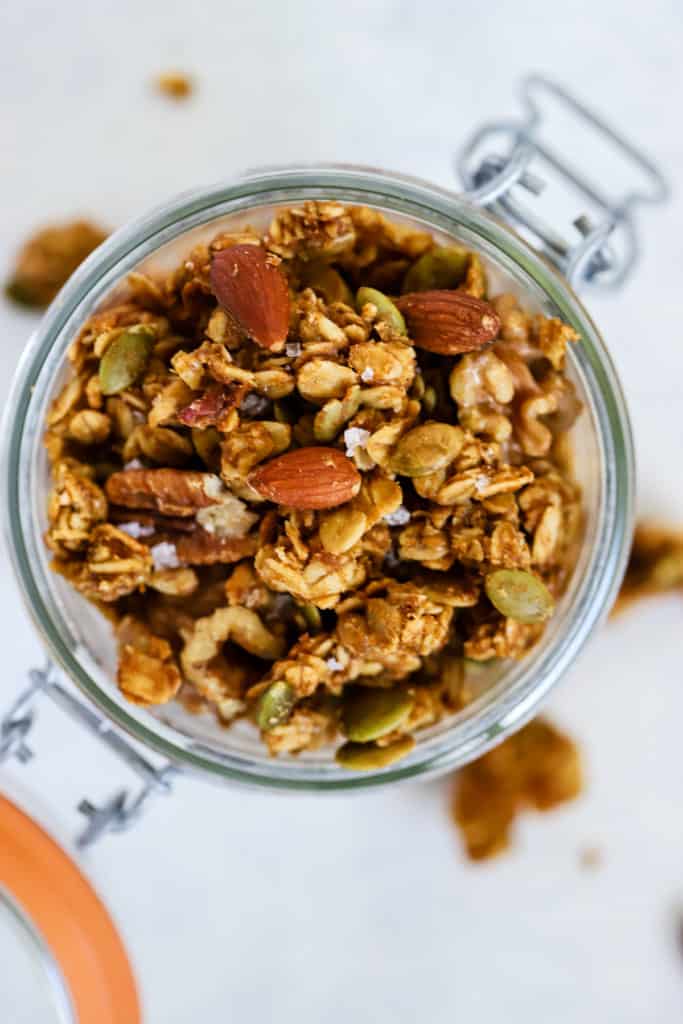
[579,845,603,871]
[155,71,194,100]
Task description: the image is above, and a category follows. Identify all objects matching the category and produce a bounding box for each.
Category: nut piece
[106,468,220,516]
[210,245,289,351]
[395,290,500,355]
[249,447,361,510]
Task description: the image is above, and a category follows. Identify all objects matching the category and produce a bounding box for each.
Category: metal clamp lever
[0,663,177,849]
[457,75,669,289]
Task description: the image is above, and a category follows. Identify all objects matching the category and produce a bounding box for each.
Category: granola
[453,717,583,860]
[6,220,108,308]
[43,202,583,766]
[613,521,683,613]
[154,71,194,100]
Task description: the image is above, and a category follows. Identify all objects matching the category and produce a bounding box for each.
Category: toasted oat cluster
[6,220,108,309]
[43,202,583,768]
[614,521,683,613]
[453,717,582,860]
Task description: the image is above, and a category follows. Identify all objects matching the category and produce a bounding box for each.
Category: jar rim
[1,164,635,789]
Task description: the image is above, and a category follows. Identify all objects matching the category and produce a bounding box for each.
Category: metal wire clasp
[0,663,177,849]
[457,75,669,290]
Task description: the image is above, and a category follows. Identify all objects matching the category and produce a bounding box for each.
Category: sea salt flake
[285,341,302,358]
[240,392,271,418]
[117,521,155,539]
[343,427,371,458]
[150,541,180,571]
[384,505,411,527]
[124,458,145,470]
[360,367,375,383]
[326,657,344,672]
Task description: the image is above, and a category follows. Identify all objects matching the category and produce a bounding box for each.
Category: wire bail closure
[458,75,669,290]
[0,663,177,849]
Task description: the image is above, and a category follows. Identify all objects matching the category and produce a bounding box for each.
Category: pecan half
[105,468,221,516]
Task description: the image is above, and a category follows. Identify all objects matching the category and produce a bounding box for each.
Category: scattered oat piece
[155,71,194,100]
[613,521,683,614]
[453,717,582,861]
[5,220,108,308]
[579,845,603,871]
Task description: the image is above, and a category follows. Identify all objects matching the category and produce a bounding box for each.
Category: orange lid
[0,794,140,1023]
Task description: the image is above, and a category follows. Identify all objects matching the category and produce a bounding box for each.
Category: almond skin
[249,447,361,510]
[395,290,500,355]
[210,244,290,351]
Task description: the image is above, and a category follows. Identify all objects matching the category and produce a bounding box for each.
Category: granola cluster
[6,220,108,308]
[43,201,583,768]
[613,521,683,613]
[453,717,582,860]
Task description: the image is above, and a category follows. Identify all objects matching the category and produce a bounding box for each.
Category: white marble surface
[2,1,683,1020]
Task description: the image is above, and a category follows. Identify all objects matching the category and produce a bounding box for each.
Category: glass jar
[1,164,634,795]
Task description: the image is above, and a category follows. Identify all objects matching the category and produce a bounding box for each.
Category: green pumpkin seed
[342,686,413,742]
[402,246,470,293]
[300,262,354,305]
[273,398,297,425]
[301,603,322,632]
[421,385,437,414]
[257,681,296,731]
[484,569,555,624]
[99,328,154,395]
[355,287,406,336]
[335,735,415,771]
[388,422,463,477]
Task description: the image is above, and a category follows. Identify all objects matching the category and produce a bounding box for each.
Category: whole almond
[210,244,290,351]
[249,447,361,510]
[395,290,500,355]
